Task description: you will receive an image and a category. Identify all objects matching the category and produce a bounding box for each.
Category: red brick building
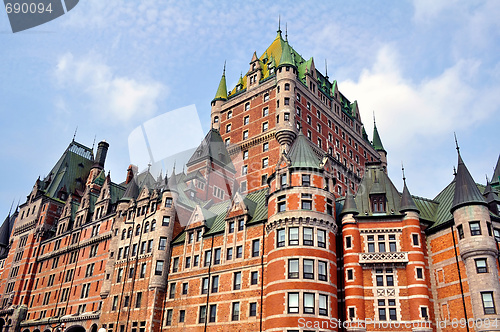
[0,27,500,332]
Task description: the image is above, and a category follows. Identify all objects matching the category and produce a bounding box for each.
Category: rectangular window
[302,174,310,186]
[262,122,268,132]
[140,263,146,278]
[249,302,257,317]
[318,261,327,281]
[238,219,244,231]
[476,258,488,273]
[412,233,420,246]
[319,294,328,316]
[172,257,179,273]
[289,227,299,245]
[209,304,217,323]
[159,237,167,250]
[182,282,188,295]
[162,216,170,226]
[470,222,481,236]
[204,250,212,267]
[185,257,191,268]
[277,228,285,247]
[211,276,219,293]
[201,277,209,294]
[199,306,207,324]
[165,309,173,326]
[318,229,326,248]
[304,259,314,279]
[416,267,424,279]
[301,193,312,210]
[169,283,176,299]
[379,308,387,321]
[244,116,249,125]
[458,225,464,239]
[390,308,397,320]
[243,130,248,140]
[232,302,240,321]
[236,245,243,258]
[251,271,258,285]
[252,239,260,257]
[263,107,268,117]
[227,248,233,260]
[213,248,221,265]
[304,293,315,314]
[288,259,299,279]
[233,272,241,290]
[277,195,286,212]
[386,275,394,286]
[263,142,269,152]
[194,255,199,266]
[155,261,164,276]
[288,293,299,313]
[376,275,384,286]
[482,292,496,314]
[229,221,234,233]
[179,310,185,323]
[303,227,313,246]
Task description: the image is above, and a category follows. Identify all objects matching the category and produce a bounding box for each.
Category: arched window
[127,227,132,238]
[151,220,157,231]
[284,83,290,91]
[121,229,126,240]
[144,222,150,233]
[214,116,219,123]
[135,225,141,236]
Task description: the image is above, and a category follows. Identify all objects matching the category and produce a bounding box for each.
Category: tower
[210,65,227,131]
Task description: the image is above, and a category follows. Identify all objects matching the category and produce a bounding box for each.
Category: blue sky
[1,0,499,216]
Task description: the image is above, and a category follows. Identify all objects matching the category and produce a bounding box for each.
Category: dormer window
[371,195,386,213]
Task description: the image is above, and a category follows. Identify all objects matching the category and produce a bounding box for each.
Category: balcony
[359,252,408,265]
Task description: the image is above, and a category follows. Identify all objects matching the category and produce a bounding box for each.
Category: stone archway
[65,326,85,332]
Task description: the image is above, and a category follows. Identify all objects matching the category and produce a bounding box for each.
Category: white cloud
[55,53,165,122]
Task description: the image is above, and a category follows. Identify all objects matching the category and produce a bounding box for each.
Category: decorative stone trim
[228,131,276,155]
[13,220,37,236]
[359,252,408,265]
[461,247,498,261]
[37,232,112,262]
[360,228,402,234]
[266,216,337,235]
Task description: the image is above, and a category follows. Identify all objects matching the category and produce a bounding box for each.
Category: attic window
[371,195,386,213]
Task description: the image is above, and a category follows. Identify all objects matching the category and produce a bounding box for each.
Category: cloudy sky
[1,0,499,215]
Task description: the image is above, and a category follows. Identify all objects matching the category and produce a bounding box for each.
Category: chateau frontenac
[1,27,499,332]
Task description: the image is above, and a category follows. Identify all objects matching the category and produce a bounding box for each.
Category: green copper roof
[213,71,227,102]
[288,132,321,169]
[451,152,487,212]
[340,191,358,217]
[278,39,295,68]
[372,121,385,152]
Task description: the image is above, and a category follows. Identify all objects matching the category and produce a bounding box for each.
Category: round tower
[274,37,298,153]
[264,134,338,331]
[211,65,227,131]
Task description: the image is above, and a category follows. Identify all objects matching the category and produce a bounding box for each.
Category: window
[301,193,312,210]
[197,230,202,241]
[194,255,199,266]
[112,296,118,311]
[367,235,375,252]
[280,173,287,187]
[169,283,176,299]
[243,130,248,140]
[476,258,488,273]
[199,306,207,324]
[482,292,496,314]
[346,236,352,249]
[379,307,387,321]
[318,229,326,248]
[249,302,257,317]
[470,222,481,236]
[185,257,191,268]
[261,174,268,186]
[263,107,269,117]
[262,122,268,132]
[179,310,185,323]
[289,227,299,245]
[277,195,286,212]
[238,219,244,231]
[378,235,386,252]
[243,150,248,160]
[227,110,232,119]
[209,304,217,323]
[251,271,258,285]
[277,228,285,247]
[318,261,327,281]
[225,138,230,146]
[319,294,328,316]
[201,277,209,294]
[204,250,212,267]
[159,237,167,250]
[263,142,269,152]
[227,248,233,260]
[302,174,310,186]
[458,225,464,239]
[166,309,172,326]
[228,221,235,233]
[117,268,123,282]
[264,93,269,101]
[412,233,420,246]
[232,302,240,321]
[123,296,130,307]
[284,112,290,121]
[233,272,241,290]
[155,261,164,276]
[236,245,243,258]
[416,267,424,279]
[262,158,269,168]
[162,216,170,226]
[284,97,290,105]
[420,306,428,320]
[242,165,248,175]
[252,239,260,257]
[304,293,315,314]
[213,248,221,265]
[494,228,500,242]
[389,234,397,252]
[306,115,311,124]
[288,293,299,313]
[347,269,354,281]
[211,276,219,293]
[147,240,153,253]
[172,257,179,272]
[304,259,314,279]
[303,227,313,246]
[245,103,250,111]
[182,282,188,295]
[289,259,299,279]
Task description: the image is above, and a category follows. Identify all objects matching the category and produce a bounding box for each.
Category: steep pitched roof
[491,154,500,185]
[372,120,385,152]
[0,215,11,247]
[121,176,140,201]
[399,181,419,213]
[213,69,228,102]
[451,152,487,213]
[278,39,295,68]
[288,132,321,169]
[339,191,358,218]
[186,129,235,172]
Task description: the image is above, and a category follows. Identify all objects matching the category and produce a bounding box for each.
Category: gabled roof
[451,152,487,213]
[186,129,235,172]
[288,132,321,169]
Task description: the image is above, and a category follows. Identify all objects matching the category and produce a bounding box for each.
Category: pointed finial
[223,60,226,76]
[278,15,281,33]
[325,59,328,78]
[285,22,288,41]
[147,162,152,173]
[173,160,176,173]
[373,111,376,125]
[92,135,96,151]
[454,132,460,153]
[401,162,406,184]
[453,166,457,176]
[73,126,78,141]
[486,174,490,183]
[8,199,14,217]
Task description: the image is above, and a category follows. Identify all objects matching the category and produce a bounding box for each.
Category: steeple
[372,116,385,152]
[450,146,487,213]
[491,154,500,185]
[399,165,419,213]
[213,63,227,102]
[340,190,359,218]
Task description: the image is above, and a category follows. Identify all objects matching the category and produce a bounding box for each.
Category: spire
[483,179,498,204]
[451,146,487,213]
[278,38,295,68]
[213,63,228,102]
[73,126,78,142]
[285,22,288,41]
[278,15,281,34]
[340,190,359,218]
[372,114,385,152]
[491,154,500,185]
[399,164,419,213]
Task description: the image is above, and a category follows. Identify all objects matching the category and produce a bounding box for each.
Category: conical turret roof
[0,215,11,247]
[372,120,385,152]
[278,39,295,68]
[288,132,321,169]
[451,152,487,213]
[121,174,139,201]
[213,67,227,102]
[340,191,359,217]
[399,181,419,213]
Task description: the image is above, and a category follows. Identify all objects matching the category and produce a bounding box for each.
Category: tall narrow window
[482,292,496,314]
[288,259,299,279]
[288,293,299,313]
[233,272,241,290]
[318,229,326,248]
[232,302,240,321]
[304,259,314,279]
[277,228,285,247]
[318,261,327,281]
[289,228,299,245]
[252,239,260,257]
[304,293,315,314]
[319,294,328,316]
[303,227,313,246]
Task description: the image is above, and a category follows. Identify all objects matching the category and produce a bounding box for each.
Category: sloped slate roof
[372,121,385,152]
[399,182,419,213]
[451,153,487,212]
[288,132,321,169]
[491,155,500,185]
[186,129,235,173]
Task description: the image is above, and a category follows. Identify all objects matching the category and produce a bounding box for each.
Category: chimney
[94,140,109,169]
